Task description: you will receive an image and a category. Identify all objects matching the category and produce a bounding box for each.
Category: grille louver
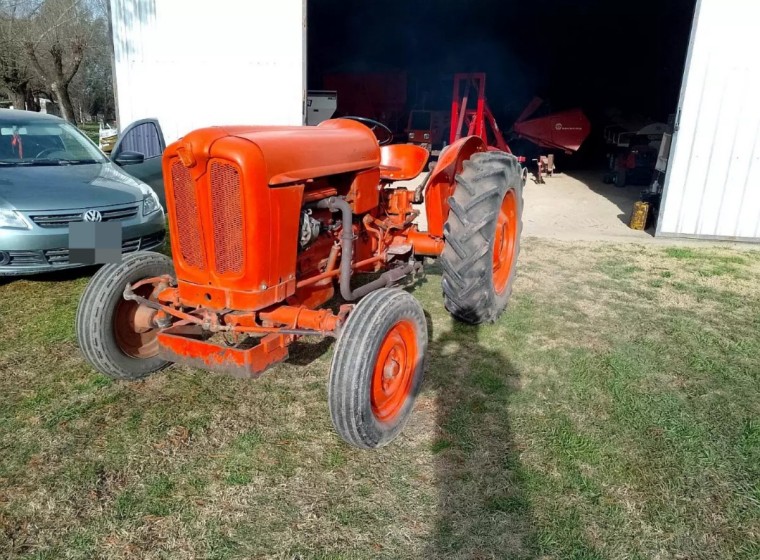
[170,160,206,269]
[209,161,244,275]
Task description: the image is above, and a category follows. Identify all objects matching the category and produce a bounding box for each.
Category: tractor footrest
[157,324,292,378]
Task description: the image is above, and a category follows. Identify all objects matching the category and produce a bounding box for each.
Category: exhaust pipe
[316,197,420,301]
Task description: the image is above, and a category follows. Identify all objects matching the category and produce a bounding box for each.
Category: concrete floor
[522,170,654,242]
[407,167,655,242]
[403,165,754,249]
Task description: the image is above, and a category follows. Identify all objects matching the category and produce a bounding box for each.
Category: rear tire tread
[440,151,523,325]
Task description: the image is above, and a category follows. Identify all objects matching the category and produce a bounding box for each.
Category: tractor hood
[167,119,382,186]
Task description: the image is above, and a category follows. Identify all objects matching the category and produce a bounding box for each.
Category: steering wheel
[35,147,61,159]
[342,116,394,146]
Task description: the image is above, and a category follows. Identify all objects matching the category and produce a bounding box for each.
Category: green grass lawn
[78,123,100,144]
[1,239,759,559]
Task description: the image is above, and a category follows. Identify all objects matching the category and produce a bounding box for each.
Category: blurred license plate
[68,221,123,265]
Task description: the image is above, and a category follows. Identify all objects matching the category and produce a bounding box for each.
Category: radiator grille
[209,161,244,274]
[170,160,206,269]
[30,205,139,228]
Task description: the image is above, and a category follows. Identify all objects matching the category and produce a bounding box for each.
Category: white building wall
[659,0,760,241]
[110,0,306,144]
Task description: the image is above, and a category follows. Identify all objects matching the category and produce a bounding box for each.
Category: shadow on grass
[286,337,333,366]
[424,314,535,559]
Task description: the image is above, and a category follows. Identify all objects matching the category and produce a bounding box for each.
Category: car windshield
[0,118,106,166]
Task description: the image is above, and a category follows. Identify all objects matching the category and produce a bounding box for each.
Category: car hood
[0,162,148,211]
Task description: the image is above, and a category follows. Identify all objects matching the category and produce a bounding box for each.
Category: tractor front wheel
[76,252,174,381]
[441,151,523,324]
[328,288,428,449]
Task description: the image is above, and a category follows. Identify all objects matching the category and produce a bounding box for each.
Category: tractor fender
[424,136,487,237]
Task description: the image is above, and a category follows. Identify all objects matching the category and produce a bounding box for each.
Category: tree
[0,1,35,109]
[70,5,114,121]
[0,0,114,122]
[103,0,116,124]
[21,0,95,123]
[66,0,113,122]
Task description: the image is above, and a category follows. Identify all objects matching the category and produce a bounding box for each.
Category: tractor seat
[379,144,430,182]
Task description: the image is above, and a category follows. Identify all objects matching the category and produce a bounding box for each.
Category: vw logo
[83,210,103,222]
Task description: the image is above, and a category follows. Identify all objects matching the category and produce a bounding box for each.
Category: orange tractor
[76,117,523,449]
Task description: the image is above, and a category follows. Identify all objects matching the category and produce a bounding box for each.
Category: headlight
[0,208,31,230]
[142,191,161,216]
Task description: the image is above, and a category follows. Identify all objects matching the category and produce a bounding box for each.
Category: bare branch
[32,0,81,48]
[23,39,48,86]
[63,36,84,84]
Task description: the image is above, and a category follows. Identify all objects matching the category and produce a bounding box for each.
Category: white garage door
[658,0,760,241]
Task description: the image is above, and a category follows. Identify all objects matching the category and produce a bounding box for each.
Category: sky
[308,0,697,126]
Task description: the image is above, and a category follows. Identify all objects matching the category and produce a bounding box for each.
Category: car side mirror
[113,151,145,166]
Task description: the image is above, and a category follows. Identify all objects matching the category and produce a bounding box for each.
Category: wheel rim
[492,189,519,295]
[371,319,418,423]
[113,283,159,359]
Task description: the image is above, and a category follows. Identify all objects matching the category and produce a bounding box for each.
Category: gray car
[0,110,165,276]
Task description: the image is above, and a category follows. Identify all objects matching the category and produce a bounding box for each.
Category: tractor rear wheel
[76,251,173,381]
[328,288,428,449]
[441,151,523,324]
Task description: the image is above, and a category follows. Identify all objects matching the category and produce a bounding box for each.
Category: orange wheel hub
[492,189,519,295]
[371,319,418,423]
[113,284,160,359]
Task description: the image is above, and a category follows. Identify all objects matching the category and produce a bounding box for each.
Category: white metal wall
[659,0,760,241]
[110,0,306,144]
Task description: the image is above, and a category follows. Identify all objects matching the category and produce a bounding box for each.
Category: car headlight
[142,191,161,216]
[0,208,31,230]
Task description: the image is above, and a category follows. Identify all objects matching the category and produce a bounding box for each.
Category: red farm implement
[449,73,591,182]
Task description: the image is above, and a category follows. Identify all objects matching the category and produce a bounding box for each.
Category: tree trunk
[12,90,26,110]
[52,81,76,124]
[28,90,40,112]
[105,0,119,127]
[24,37,85,125]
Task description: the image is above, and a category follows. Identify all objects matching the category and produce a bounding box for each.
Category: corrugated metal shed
[110,0,306,144]
[659,0,760,241]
